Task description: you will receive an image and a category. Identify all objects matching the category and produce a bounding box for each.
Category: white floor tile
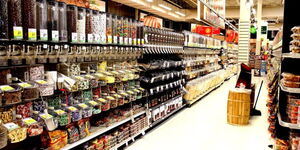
[126,76,270,150]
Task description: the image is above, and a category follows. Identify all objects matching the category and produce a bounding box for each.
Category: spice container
[36,0,48,41]
[86,9,93,43]
[77,7,86,43]
[4,122,27,143]
[0,107,14,123]
[47,0,59,42]
[17,82,39,101]
[8,0,23,40]
[0,0,9,40]
[1,85,22,105]
[22,117,43,136]
[66,106,82,122]
[98,98,110,111]
[77,103,92,118]
[57,2,68,42]
[22,0,37,41]
[34,80,54,96]
[39,113,58,131]
[67,5,78,43]
[106,14,112,44]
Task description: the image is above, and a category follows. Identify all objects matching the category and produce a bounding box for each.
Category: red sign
[212,27,221,34]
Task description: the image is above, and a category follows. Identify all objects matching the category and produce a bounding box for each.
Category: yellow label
[23,118,37,125]
[36,80,47,85]
[68,106,77,112]
[120,92,129,96]
[111,71,119,75]
[78,103,88,109]
[74,76,84,80]
[28,29,37,40]
[54,109,65,115]
[107,96,115,100]
[40,114,53,120]
[85,75,94,79]
[127,90,134,94]
[0,85,15,91]
[113,94,122,98]
[88,101,98,106]
[18,83,32,88]
[13,26,23,39]
[97,98,106,103]
[133,89,140,93]
[138,87,145,91]
[98,61,107,72]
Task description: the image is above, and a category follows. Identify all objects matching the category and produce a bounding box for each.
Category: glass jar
[8,0,23,40]
[123,18,129,45]
[0,0,9,40]
[17,82,39,101]
[98,98,109,111]
[66,106,82,122]
[91,10,100,43]
[48,0,59,42]
[1,85,22,105]
[106,13,112,44]
[112,15,118,44]
[86,8,93,43]
[36,0,48,41]
[117,16,123,45]
[132,20,137,45]
[22,0,36,41]
[99,12,106,44]
[58,2,67,42]
[77,7,86,43]
[67,5,78,43]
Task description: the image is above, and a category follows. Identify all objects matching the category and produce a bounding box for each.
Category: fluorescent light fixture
[158,4,172,11]
[131,0,146,5]
[146,0,153,2]
[175,11,186,17]
[168,12,179,18]
[152,6,167,13]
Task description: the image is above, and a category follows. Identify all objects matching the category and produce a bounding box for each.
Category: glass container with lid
[58,2,67,42]
[85,8,93,43]
[47,0,59,42]
[91,10,100,43]
[36,0,48,41]
[67,5,78,43]
[99,12,106,44]
[77,7,86,43]
[106,13,112,44]
[123,17,129,45]
[22,0,37,41]
[117,16,123,45]
[112,15,118,45]
[8,0,23,40]
[0,0,9,40]
[16,82,39,101]
[1,84,22,105]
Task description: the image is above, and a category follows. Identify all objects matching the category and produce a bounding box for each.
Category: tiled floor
[126,76,271,150]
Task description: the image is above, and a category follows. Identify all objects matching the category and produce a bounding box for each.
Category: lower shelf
[150,104,186,127]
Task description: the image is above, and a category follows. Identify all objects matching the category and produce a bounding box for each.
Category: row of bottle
[0,0,144,45]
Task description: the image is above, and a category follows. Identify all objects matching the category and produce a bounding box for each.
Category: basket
[227,88,251,125]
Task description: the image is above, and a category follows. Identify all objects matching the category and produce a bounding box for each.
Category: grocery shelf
[149,95,182,111]
[110,127,149,150]
[149,104,186,128]
[278,113,300,129]
[186,81,224,106]
[61,111,146,150]
[279,82,300,93]
[282,53,300,59]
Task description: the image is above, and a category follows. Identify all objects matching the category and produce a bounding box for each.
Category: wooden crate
[227,89,252,125]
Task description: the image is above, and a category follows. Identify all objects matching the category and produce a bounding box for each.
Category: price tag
[13,26,23,40]
[107,96,115,100]
[88,101,98,106]
[0,85,15,91]
[133,38,137,45]
[94,34,101,43]
[171,73,174,78]
[68,106,77,112]
[124,37,128,45]
[141,39,145,45]
[43,44,48,49]
[64,45,69,49]
[156,87,159,92]
[74,76,84,80]
[129,38,132,45]
[72,33,78,42]
[52,30,59,41]
[166,84,169,89]
[88,34,93,43]
[107,35,112,43]
[79,33,86,43]
[40,29,48,41]
[113,36,118,44]
[23,118,37,125]
[35,80,48,84]
[101,35,106,44]
[85,75,93,78]
[150,89,153,95]
[137,38,141,45]
[3,123,19,131]
[54,109,65,115]
[28,28,36,41]
[40,114,53,120]
[18,83,32,88]
[54,45,59,49]
[78,103,88,109]
[119,37,123,45]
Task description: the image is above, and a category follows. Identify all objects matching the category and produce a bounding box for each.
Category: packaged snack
[66,123,80,143]
[34,80,54,96]
[3,122,27,143]
[282,72,300,82]
[22,117,43,136]
[98,98,110,111]
[41,130,67,150]
[77,103,93,118]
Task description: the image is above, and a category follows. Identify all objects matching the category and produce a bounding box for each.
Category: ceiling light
[168,12,179,18]
[131,0,146,6]
[152,6,167,13]
[158,4,172,11]
[175,11,186,17]
[146,0,153,2]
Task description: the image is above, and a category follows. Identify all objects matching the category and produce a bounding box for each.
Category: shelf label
[79,33,86,43]
[18,83,32,88]
[40,114,53,120]
[40,29,48,41]
[13,26,23,40]
[36,80,47,85]
[113,36,118,44]
[72,33,78,42]
[0,85,15,91]
[23,118,37,125]
[52,30,59,41]
[28,28,37,41]
[54,109,65,115]
[94,34,101,43]
[68,106,78,112]
[88,34,93,43]
[78,103,88,109]
[88,101,98,106]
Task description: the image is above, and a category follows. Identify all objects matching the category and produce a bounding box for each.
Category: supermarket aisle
[126,76,270,150]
